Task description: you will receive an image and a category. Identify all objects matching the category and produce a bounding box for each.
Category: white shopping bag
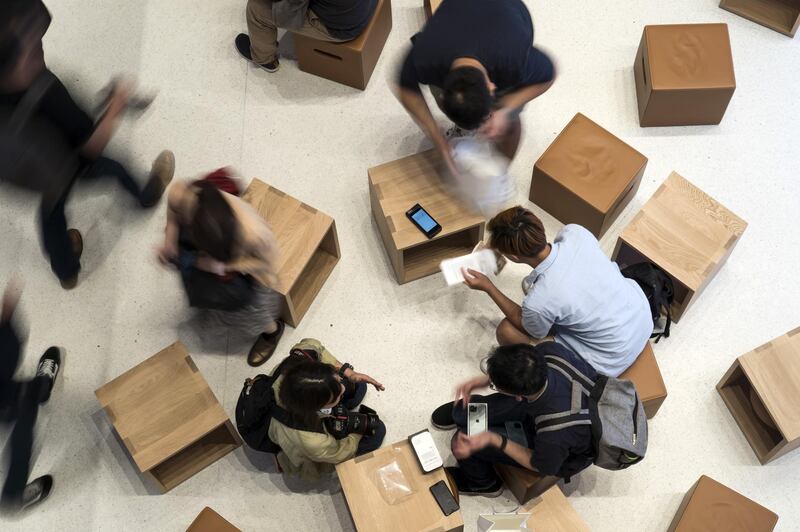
[451,137,515,217]
[477,508,532,532]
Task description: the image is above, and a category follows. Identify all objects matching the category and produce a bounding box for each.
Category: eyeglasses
[488,381,498,391]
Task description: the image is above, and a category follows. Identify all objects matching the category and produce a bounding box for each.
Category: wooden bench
[242,179,340,327]
[719,0,799,37]
[620,342,668,419]
[294,0,392,89]
[187,507,241,532]
[495,464,560,505]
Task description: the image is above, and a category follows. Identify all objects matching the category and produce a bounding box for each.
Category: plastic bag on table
[370,459,415,505]
[451,137,515,217]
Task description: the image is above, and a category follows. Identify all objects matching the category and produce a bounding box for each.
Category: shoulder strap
[8,70,56,133]
[535,355,594,434]
[544,355,596,393]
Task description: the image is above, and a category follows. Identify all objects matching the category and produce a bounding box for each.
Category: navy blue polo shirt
[398,0,554,92]
[522,342,596,478]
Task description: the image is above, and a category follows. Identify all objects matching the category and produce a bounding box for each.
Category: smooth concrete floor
[1,0,799,530]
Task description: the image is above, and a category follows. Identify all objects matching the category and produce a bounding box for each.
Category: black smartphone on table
[406,203,442,238]
[429,479,459,516]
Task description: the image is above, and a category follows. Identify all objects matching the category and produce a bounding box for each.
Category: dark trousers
[39,156,142,281]
[339,382,386,456]
[0,377,48,507]
[453,393,531,488]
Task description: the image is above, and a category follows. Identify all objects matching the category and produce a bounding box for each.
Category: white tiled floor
[1,0,799,530]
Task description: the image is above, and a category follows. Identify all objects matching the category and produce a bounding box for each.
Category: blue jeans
[453,393,530,488]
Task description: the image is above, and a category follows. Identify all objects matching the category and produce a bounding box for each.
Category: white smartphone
[410,430,443,473]
[467,403,488,436]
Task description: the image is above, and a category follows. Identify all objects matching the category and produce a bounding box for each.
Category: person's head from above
[279,359,346,427]
[190,182,237,262]
[441,65,495,131]
[482,343,548,401]
[0,0,51,88]
[488,206,548,264]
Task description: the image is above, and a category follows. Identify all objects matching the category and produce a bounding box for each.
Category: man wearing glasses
[430,342,596,496]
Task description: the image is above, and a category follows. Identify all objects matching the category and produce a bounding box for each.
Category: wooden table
[336,440,464,531]
[717,326,800,464]
[95,342,241,492]
[521,485,590,531]
[243,179,340,327]
[369,150,485,284]
[530,112,647,238]
[186,507,241,532]
[720,0,799,37]
[612,171,747,323]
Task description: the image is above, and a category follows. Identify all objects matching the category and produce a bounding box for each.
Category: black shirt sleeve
[530,436,569,476]
[39,74,95,149]
[517,46,555,88]
[398,48,422,92]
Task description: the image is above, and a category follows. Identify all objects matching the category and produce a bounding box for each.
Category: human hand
[451,430,499,459]
[346,371,385,391]
[480,108,511,140]
[454,375,491,407]
[157,241,178,266]
[462,268,493,292]
[195,255,226,276]
[109,77,136,112]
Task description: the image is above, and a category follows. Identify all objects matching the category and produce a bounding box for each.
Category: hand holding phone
[467,403,488,436]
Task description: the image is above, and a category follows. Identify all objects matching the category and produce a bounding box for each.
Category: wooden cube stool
[668,475,778,531]
[612,171,747,323]
[720,0,800,37]
[620,342,667,418]
[369,150,485,284]
[495,464,560,505]
[529,113,647,238]
[187,507,241,532]
[95,342,241,492]
[717,327,800,464]
[424,0,443,19]
[634,24,736,126]
[294,0,392,90]
[243,179,340,327]
[522,486,590,531]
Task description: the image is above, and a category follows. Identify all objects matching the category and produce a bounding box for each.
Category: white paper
[440,249,497,286]
[451,138,516,217]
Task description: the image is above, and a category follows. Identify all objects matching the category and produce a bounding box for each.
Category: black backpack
[620,262,674,342]
[0,70,79,213]
[235,350,326,453]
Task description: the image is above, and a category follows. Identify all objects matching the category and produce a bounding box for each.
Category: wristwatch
[338,363,353,379]
[499,434,508,452]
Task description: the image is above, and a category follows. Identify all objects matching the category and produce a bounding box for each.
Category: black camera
[325,404,381,439]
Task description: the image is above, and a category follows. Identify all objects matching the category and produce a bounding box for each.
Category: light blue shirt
[521,225,652,377]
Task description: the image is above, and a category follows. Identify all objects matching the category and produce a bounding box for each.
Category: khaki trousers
[246,0,347,64]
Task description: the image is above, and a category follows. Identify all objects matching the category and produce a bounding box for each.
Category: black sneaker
[235,33,279,72]
[36,347,62,403]
[21,475,53,510]
[431,401,456,430]
[445,466,503,498]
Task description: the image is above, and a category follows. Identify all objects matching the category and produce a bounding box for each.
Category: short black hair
[485,344,548,396]
[0,0,49,77]
[190,182,237,262]
[441,66,492,131]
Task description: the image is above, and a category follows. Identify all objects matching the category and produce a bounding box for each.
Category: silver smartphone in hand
[467,403,488,436]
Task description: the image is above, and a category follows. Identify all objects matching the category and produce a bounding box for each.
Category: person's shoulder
[540,342,597,376]
[560,224,596,242]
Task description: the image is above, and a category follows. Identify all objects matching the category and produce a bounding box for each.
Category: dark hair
[485,344,548,396]
[441,66,492,131]
[190,182,237,262]
[278,358,341,429]
[488,206,547,258]
[0,0,49,77]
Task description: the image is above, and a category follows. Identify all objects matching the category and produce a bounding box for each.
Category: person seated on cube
[238,338,386,479]
[396,0,555,175]
[157,170,284,367]
[235,0,377,73]
[431,342,596,496]
[462,206,652,377]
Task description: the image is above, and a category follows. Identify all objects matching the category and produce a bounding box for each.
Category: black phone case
[406,204,441,238]
[429,480,459,516]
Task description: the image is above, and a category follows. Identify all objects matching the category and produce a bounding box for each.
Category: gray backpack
[537,355,648,470]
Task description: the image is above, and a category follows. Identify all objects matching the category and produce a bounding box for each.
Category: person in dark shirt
[0,0,175,289]
[0,280,62,512]
[430,342,595,496]
[235,0,377,73]
[396,0,555,174]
